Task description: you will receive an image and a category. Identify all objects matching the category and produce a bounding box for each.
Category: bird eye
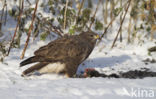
[90,35,94,37]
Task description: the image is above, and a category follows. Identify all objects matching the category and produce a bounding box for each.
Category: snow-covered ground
[0,76,156,99]
[0,38,156,99]
[0,0,156,99]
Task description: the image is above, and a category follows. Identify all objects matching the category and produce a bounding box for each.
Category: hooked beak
[94,34,100,39]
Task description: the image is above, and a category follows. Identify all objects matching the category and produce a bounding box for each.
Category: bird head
[80,31,100,43]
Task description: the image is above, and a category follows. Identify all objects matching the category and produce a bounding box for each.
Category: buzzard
[20,31,99,77]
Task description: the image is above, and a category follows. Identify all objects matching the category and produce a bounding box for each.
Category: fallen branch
[20,0,39,59]
[111,0,131,49]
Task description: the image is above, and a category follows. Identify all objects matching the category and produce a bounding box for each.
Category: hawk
[20,31,99,77]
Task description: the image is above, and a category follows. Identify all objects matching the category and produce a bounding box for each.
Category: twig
[36,17,64,38]
[102,0,108,24]
[51,26,63,37]
[98,0,129,45]
[77,0,84,17]
[26,0,31,5]
[110,0,115,27]
[47,21,64,37]
[127,17,132,43]
[7,0,24,56]
[63,0,69,30]
[75,0,85,25]
[0,0,7,30]
[20,0,39,59]
[89,0,102,29]
[149,0,155,41]
[4,1,7,25]
[97,16,116,45]
[111,0,131,49]
[119,0,123,42]
[33,17,40,41]
[0,1,6,21]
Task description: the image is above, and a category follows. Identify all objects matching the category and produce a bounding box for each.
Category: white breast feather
[38,62,65,74]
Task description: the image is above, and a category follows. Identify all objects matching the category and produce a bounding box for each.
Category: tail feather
[20,56,57,67]
[20,56,38,67]
[22,62,48,76]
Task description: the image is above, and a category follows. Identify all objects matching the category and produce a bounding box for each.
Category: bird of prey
[20,31,99,77]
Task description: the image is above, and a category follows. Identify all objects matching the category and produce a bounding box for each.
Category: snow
[0,0,156,99]
[0,73,156,99]
[0,37,156,99]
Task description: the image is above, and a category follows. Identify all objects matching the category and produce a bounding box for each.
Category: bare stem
[110,0,115,27]
[0,0,7,30]
[47,21,64,37]
[75,0,85,25]
[97,16,116,45]
[20,0,39,59]
[111,0,131,49]
[7,0,24,56]
[4,0,7,25]
[89,0,102,29]
[127,16,132,43]
[63,0,69,30]
[119,0,123,42]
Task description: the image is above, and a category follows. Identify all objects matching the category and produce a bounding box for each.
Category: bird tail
[22,62,48,76]
[20,56,38,67]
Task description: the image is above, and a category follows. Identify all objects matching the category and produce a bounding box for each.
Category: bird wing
[34,36,89,62]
